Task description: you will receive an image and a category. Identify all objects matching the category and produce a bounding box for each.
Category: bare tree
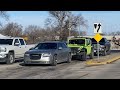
[46,11,88,41]
[64,14,88,37]
[0,11,9,26]
[0,11,9,20]
[47,11,70,40]
[1,22,23,37]
[24,25,44,44]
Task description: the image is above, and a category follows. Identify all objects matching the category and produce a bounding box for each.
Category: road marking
[79,73,90,79]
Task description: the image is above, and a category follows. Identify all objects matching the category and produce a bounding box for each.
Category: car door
[19,39,26,57]
[57,43,64,63]
[86,39,92,55]
[105,38,110,51]
[14,39,22,58]
[61,43,69,61]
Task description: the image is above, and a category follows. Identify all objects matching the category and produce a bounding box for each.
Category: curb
[86,56,120,66]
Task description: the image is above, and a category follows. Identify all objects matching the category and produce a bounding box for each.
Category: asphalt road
[80,59,120,79]
[0,50,119,79]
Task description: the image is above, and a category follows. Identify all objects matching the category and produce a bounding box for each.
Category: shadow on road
[0,59,24,65]
[111,50,120,53]
[19,61,72,67]
[0,62,6,64]
[15,59,24,63]
[19,62,51,67]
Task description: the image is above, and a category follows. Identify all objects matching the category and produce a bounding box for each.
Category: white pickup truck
[0,37,35,64]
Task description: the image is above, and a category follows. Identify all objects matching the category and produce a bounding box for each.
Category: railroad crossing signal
[94,23,102,33]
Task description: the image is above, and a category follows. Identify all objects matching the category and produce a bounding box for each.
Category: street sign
[94,23,102,33]
[94,33,102,61]
[94,23,102,61]
[94,33,103,42]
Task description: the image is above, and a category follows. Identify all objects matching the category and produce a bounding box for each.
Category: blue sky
[1,11,120,35]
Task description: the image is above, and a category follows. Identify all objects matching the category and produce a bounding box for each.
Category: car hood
[0,45,11,47]
[25,49,56,54]
[93,44,105,49]
[0,45,13,50]
[68,44,84,49]
[92,42,105,45]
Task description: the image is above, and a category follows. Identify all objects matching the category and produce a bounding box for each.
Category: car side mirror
[58,47,62,50]
[14,43,20,46]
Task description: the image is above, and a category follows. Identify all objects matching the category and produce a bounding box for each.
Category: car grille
[30,54,41,60]
[93,44,100,49]
[70,47,79,54]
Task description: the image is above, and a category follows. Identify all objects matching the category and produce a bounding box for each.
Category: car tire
[67,53,71,63]
[24,63,28,66]
[51,55,57,66]
[89,49,94,59]
[23,61,28,66]
[103,49,107,56]
[94,53,97,56]
[107,49,111,55]
[6,52,15,64]
[81,50,87,61]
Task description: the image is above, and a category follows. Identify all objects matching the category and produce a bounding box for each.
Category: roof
[0,36,23,39]
[0,34,8,38]
[69,37,91,40]
[0,34,23,39]
[39,41,66,43]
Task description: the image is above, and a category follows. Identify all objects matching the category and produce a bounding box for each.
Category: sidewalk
[86,53,120,66]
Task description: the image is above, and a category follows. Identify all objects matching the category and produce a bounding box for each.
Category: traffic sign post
[97,42,99,60]
[94,33,102,61]
[94,23,102,61]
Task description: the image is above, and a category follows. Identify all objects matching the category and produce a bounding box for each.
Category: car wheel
[51,55,57,66]
[89,49,94,59]
[67,53,71,63]
[81,51,87,61]
[103,49,107,56]
[6,52,15,64]
[107,49,111,55]
[23,61,28,66]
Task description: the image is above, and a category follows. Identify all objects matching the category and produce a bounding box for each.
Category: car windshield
[35,43,57,49]
[0,39,13,45]
[69,39,85,44]
[91,38,105,44]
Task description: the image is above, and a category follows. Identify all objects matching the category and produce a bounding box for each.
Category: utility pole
[69,21,71,37]
[68,15,71,37]
[78,18,81,37]
[78,24,80,37]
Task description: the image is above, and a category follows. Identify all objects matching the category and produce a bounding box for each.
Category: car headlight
[100,45,105,48]
[42,53,51,57]
[0,47,7,52]
[24,54,29,57]
[78,48,81,51]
